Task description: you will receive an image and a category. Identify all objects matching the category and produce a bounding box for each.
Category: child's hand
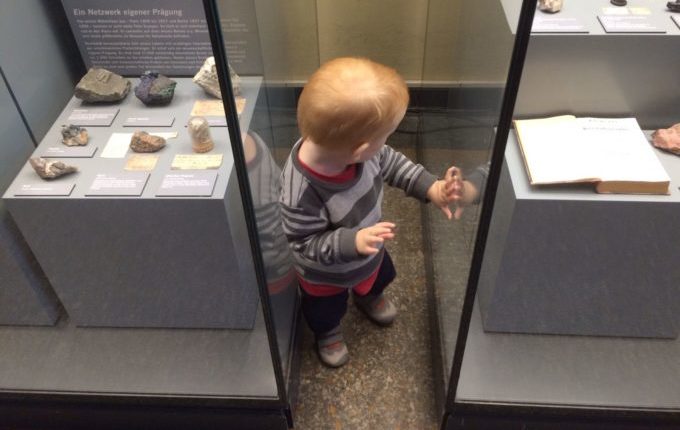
[355,222,396,255]
[427,166,464,220]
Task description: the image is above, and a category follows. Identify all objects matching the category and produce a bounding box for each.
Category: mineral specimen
[29,158,77,179]
[611,0,627,6]
[188,116,214,153]
[74,68,131,103]
[134,71,177,105]
[192,56,242,99]
[60,124,89,146]
[668,1,680,12]
[538,0,563,13]
[651,123,680,155]
[129,131,166,153]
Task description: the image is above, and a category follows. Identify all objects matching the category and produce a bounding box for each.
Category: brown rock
[188,116,214,153]
[74,68,131,103]
[29,158,77,180]
[538,0,563,13]
[130,131,166,153]
[652,123,680,155]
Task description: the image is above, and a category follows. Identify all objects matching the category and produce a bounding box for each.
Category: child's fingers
[454,205,464,220]
[444,166,460,182]
[377,232,395,240]
[375,221,396,229]
[440,205,452,220]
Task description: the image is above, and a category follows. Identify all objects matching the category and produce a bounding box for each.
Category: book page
[514,116,599,184]
[574,118,670,183]
[515,116,670,190]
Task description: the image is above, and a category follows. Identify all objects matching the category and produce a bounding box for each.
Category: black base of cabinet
[0,400,290,430]
[444,410,680,430]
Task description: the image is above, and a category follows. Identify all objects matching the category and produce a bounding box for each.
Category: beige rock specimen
[192,56,242,99]
[538,0,563,13]
[130,131,166,153]
[652,123,680,155]
[74,68,131,103]
[61,124,89,146]
[29,158,77,179]
[188,116,214,153]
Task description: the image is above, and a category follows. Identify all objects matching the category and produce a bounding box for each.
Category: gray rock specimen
[129,131,166,153]
[611,0,627,6]
[192,56,241,99]
[60,124,89,146]
[134,71,177,105]
[652,123,680,155]
[29,158,77,179]
[74,68,131,103]
[538,0,563,13]
[188,116,214,153]
[668,1,680,12]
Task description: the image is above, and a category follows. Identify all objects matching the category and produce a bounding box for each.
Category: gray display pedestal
[501,0,680,128]
[3,77,262,329]
[478,133,680,338]
[0,76,61,326]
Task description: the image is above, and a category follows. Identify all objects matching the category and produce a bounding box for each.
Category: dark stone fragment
[134,71,177,105]
[668,1,680,12]
[611,0,627,6]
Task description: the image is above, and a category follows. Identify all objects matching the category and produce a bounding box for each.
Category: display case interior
[449,0,680,425]
[0,0,297,416]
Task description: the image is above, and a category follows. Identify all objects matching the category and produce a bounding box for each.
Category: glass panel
[420,0,516,391]
[456,0,680,415]
[213,0,318,389]
[0,0,278,400]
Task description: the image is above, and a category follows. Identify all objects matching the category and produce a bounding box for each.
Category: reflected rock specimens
[188,116,214,153]
[130,131,166,153]
[29,158,77,179]
[193,56,242,99]
[652,123,680,155]
[538,0,563,13]
[74,68,131,103]
[61,125,89,146]
[668,1,680,12]
[134,71,177,105]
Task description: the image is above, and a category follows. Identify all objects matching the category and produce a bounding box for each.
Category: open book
[513,115,670,194]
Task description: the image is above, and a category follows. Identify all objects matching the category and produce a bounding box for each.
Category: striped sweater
[279,139,437,288]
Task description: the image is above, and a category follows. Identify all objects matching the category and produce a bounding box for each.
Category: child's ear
[351,142,371,162]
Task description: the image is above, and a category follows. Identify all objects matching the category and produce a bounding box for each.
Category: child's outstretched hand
[356,222,396,255]
[427,166,464,220]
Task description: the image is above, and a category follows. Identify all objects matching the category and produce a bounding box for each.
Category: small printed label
[42,145,97,158]
[123,115,175,127]
[14,183,75,196]
[598,15,665,33]
[85,172,149,196]
[533,16,587,33]
[67,108,119,126]
[155,171,218,197]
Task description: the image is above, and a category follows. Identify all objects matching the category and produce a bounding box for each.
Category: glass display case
[443,0,680,428]
[4,0,676,428]
[0,1,298,428]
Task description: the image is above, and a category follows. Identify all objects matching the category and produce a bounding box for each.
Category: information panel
[61,0,263,75]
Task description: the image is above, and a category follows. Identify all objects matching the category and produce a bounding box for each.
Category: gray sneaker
[316,326,349,368]
[354,293,397,326]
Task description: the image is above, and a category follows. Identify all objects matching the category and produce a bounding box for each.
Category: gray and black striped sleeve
[378,145,437,201]
[279,175,361,266]
[466,161,490,204]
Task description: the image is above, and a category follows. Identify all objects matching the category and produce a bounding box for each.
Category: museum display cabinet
[440,0,680,428]
[0,1,298,428]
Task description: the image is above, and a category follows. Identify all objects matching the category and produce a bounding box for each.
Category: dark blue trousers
[301,251,397,335]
